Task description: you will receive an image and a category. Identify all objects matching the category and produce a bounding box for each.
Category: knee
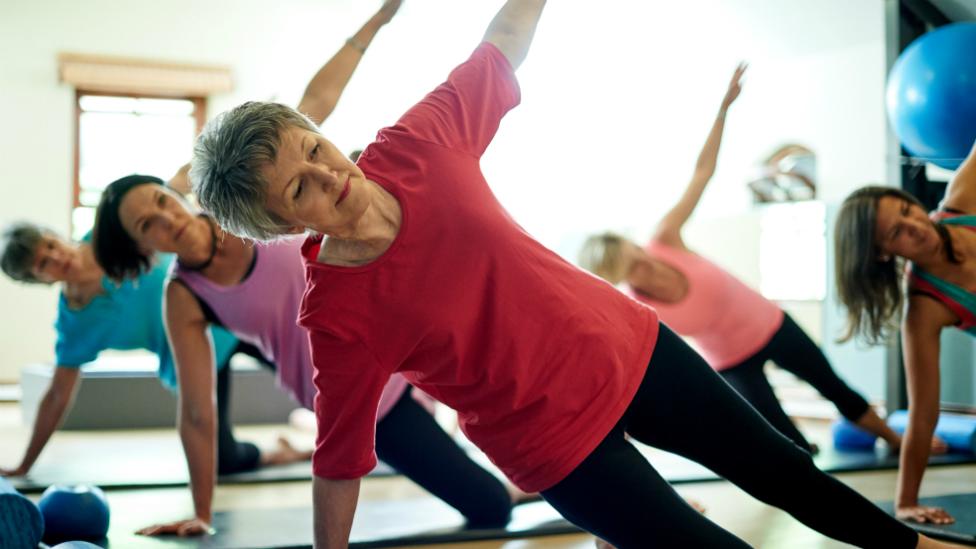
[217,441,261,475]
[462,486,513,529]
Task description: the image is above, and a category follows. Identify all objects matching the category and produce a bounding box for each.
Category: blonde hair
[579,232,631,284]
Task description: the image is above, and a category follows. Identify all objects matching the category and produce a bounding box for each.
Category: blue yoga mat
[888,410,976,453]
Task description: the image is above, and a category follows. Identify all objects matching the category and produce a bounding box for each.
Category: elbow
[180,405,215,432]
[692,165,715,181]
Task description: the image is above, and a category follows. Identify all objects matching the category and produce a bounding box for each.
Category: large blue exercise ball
[38,485,110,543]
[886,22,976,170]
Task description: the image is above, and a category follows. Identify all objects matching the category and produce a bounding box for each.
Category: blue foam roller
[52,541,103,549]
[832,419,878,451]
[0,476,44,549]
[888,410,976,453]
[39,484,110,543]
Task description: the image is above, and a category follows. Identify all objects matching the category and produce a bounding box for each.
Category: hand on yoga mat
[137,516,215,537]
[0,465,28,477]
[895,504,955,525]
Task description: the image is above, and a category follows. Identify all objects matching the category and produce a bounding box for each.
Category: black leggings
[720,313,870,453]
[214,342,268,475]
[376,389,513,529]
[540,326,917,548]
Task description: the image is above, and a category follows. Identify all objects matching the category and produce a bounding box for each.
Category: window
[71,92,205,240]
[758,200,826,301]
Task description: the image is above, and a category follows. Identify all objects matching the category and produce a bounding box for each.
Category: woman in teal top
[0,222,296,478]
[835,139,976,526]
[52,238,230,389]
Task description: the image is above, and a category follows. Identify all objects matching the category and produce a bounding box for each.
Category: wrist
[896,494,918,508]
[345,37,368,54]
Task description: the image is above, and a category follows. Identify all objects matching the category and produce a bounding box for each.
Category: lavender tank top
[173,236,409,418]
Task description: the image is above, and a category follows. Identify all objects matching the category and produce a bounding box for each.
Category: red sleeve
[391,42,521,158]
[308,329,392,480]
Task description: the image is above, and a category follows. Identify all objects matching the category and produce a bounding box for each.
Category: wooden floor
[3,401,975,548]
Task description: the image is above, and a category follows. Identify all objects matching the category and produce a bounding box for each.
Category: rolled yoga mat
[0,476,44,549]
[888,410,976,453]
[832,419,878,451]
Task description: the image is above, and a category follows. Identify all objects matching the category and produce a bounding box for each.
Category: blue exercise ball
[38,485,110,543]
[886,22,976,170]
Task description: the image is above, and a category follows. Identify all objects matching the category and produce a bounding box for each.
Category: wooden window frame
[71,90,207,210]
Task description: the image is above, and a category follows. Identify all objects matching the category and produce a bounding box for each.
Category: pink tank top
[631,240,784,370]
[173,237,409,418]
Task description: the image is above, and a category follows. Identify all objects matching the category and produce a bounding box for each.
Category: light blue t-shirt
[53,251,237,389]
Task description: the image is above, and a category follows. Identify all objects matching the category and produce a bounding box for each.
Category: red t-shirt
[298,43,659,492]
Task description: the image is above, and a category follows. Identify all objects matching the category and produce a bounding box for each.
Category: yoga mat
[10,443,393,494]
[13,435,975,494]
[103,498,578,548]
[637,444,976,485]
[877,492,976,545]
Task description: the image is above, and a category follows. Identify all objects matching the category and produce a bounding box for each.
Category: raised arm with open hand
[655,63,747,247]
[298,0,404,125]
[482,0,547,71]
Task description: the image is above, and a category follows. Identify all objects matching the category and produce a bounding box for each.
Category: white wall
[0,0,889,383]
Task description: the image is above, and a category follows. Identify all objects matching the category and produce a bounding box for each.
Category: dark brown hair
[834,185,957,344]
[92,174,164,282]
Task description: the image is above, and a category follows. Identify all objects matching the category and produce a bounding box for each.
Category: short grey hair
[1,221,53,284]
[191,101,319,241]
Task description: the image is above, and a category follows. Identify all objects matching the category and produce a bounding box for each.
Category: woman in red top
[190,1,948,547]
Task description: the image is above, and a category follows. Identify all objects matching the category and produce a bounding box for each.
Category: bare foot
[504,482,540,504]
[288,408,317,433]
[260,436,313,467]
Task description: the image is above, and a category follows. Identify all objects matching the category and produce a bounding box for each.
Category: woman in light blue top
[0,220,291,479]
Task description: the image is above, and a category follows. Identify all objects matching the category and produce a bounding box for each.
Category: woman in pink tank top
[580,65,902,455]
[835,140,976,525]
